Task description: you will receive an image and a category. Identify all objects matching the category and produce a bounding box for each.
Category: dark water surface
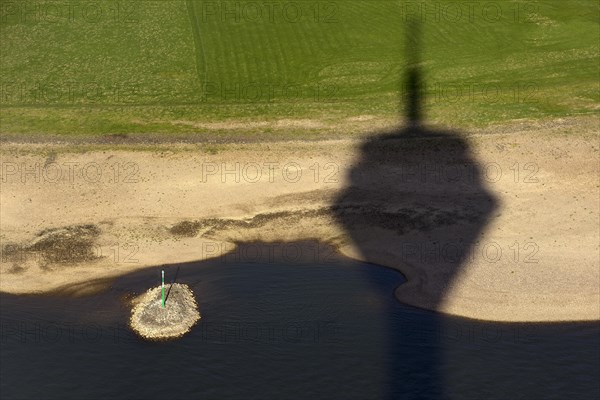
[1,259,598,400]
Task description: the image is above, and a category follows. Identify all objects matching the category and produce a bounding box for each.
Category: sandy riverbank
[1,117,598,322]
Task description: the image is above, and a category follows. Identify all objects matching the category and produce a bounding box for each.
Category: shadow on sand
[331,17,498,398]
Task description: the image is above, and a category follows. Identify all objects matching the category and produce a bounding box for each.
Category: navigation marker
[161,270,165,308]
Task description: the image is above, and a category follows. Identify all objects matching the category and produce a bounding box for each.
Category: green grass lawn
[0,0,598,137]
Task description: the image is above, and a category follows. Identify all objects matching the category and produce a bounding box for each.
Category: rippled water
[1,259,598,399]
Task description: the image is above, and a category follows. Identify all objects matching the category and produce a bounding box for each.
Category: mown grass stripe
[186,0,208,84]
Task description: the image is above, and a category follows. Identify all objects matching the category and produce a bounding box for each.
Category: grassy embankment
[0,0,598,139]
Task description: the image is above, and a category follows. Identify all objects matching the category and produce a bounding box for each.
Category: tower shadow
[332,17,498,399]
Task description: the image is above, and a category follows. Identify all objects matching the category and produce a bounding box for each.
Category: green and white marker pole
[161,270,165,308]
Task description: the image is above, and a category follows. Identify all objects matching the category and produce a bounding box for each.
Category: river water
[1,258,598,399]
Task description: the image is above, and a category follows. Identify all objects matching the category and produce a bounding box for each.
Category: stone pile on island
[130,283,200,339]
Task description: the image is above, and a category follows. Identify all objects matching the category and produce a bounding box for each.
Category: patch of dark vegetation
[27,224,101,264]
[2,243,24,261]
[2,243,39,270]
[331,204,485,235]
[7,263,27,274]
[170,210,331,238]
[201,209,331,236]
[169,221,203,237]
[172,204,483,240]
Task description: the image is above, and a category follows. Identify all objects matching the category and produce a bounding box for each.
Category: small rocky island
[130,283,200,340]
